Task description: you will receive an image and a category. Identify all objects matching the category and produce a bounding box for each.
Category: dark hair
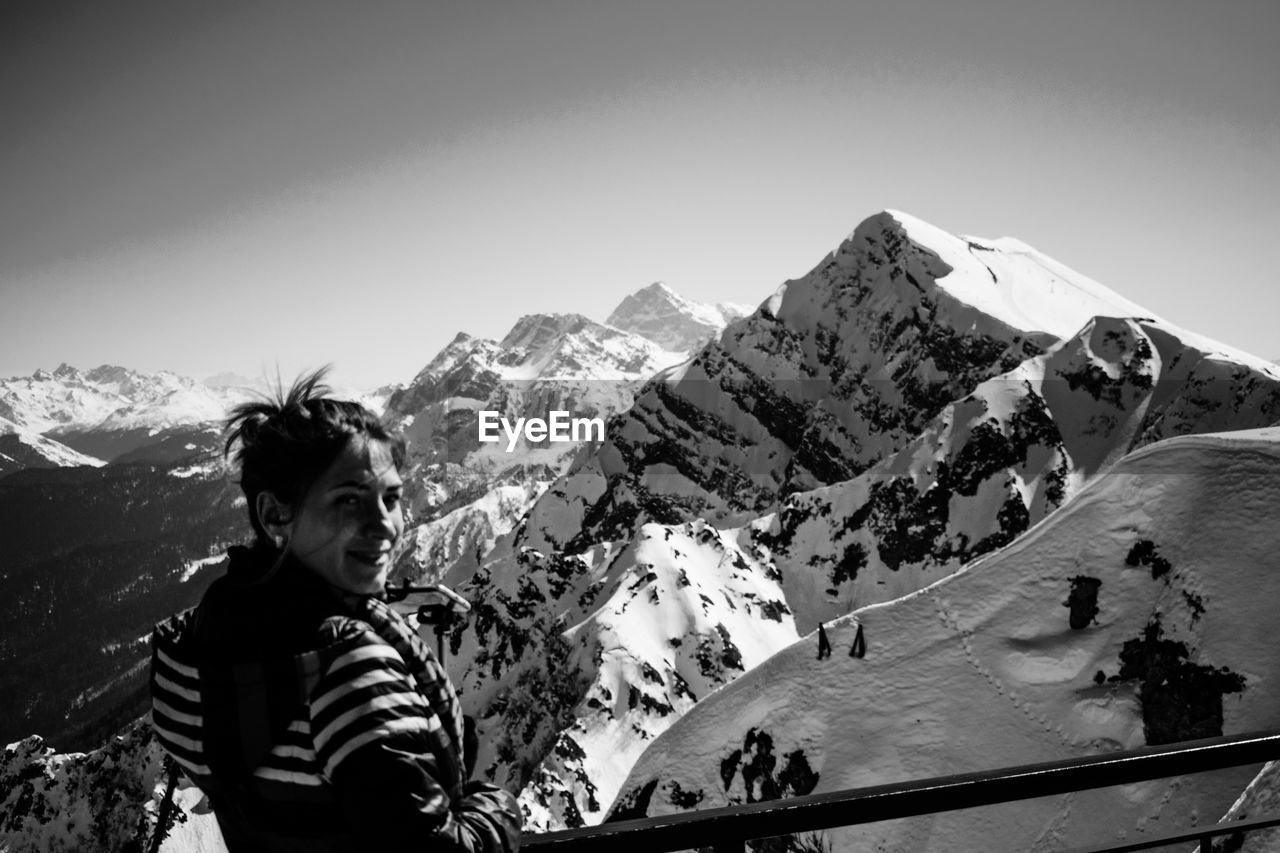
[224,367,406,545]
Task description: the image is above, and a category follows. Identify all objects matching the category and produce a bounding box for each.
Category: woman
[150,370,521,851]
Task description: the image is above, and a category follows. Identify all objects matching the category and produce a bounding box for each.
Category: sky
[2,0,1277,390]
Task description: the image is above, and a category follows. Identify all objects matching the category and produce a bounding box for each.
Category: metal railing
[522,730,1280,852]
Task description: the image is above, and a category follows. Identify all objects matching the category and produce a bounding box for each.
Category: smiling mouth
[348,549,392,568]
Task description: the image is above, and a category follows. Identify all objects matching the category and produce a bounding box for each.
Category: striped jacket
[150,549,520,852]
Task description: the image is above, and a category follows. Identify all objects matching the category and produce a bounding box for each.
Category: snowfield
[614,428,1280,851]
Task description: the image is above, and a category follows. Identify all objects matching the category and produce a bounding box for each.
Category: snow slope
[393,481,551,584]
[0,414,105,476]
[1216,761,1280,852]
[442,518,798,830]
[766,314,1280,632]
[614,428,1280,851]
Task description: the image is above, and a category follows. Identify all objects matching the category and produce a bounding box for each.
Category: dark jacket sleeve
[310,627,522,851]
[332,742,522,852]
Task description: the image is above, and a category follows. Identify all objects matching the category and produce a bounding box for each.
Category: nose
[361,497,400,539]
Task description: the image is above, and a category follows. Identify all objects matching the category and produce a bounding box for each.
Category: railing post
[713,842,746,853]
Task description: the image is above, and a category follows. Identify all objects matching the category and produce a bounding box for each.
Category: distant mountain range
[0,281,742,756]
[380,286,751,582]
[3,214,1278,853]
[0,365,394,476]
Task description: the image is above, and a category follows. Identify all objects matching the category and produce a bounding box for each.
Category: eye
[384,492,402,509]
[336,493,361,506]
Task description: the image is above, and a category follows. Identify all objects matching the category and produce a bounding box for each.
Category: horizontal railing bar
[1063,811,1280,852]
[522,729,1280,852]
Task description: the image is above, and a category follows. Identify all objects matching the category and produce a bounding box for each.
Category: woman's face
[287,435,404,595]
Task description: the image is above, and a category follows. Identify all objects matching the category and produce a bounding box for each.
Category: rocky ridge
[516,210,1159,556]
[767,314,1280,632]
[612,428,1280,851]
[383,309,713,580]
[436,211,1280,831]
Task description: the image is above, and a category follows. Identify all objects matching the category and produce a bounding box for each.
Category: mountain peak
[84,364,134,385]
[637,281,681,298]
[202,371,258,390]
[606,282,691,321]
[606,282,749,355]
[826,209,1158,342]
[498,313,596,352]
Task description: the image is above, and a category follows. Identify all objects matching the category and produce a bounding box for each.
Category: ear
[256,491,294,545]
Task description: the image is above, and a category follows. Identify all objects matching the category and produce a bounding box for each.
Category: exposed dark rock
[667,782,705,809]
[1064,576,1102,630]
[721,728,820,805]
[608,778,658,822]
[831,541,868,587]
[756,599,790,622]
[1183,591,1205,624]
[721,749,743,791]
[949,419,1018,497]
[863,477,949,572]
[1125,539,1172,581]
[1116,619,1246,745]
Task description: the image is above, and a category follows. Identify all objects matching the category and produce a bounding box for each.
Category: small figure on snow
[817,622,832,659]
[849,622,866,658]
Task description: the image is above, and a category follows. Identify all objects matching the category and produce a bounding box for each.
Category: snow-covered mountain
[0,364,234,461]
[517,210,1164,555]
[0,365,389,469]
[0,283,738,480]
[612,428,1280,851]
[6,212,1278,853]
[1,722,171,852]
[440,517,800,830]
[768,314,1280,632]
[397,480,551,585]
[384,312,682,476]
[0,414,106,477]
[0,283,754,850]
[435,210,1280,832]
[201,371,257,390]
[606,281,751,355]
[0,282,750,852]
[383,304,730,580]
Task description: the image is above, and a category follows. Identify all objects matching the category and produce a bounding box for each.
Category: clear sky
[2,0,1276,389]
